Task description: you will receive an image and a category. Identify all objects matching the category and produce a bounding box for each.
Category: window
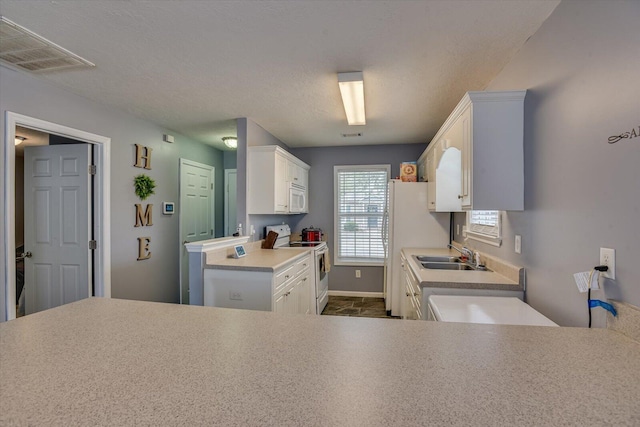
[334,165,390,265]
[465,210,502,246]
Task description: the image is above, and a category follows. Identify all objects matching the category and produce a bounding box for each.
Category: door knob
[21,251,32,258]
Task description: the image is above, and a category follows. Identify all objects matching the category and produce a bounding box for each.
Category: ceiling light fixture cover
[338,71,366,126]
[0,16,95,73]
[222,136,237,149]
[15,136,26,145]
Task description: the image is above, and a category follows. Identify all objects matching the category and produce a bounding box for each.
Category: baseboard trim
[328,290,384,298]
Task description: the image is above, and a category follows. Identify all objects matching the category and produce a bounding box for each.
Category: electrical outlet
[229,291,243,301]
[599,248,615,280]
[355,269,361,278]
[515,235,522,254]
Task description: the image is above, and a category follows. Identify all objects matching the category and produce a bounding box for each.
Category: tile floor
[321,296,399,319]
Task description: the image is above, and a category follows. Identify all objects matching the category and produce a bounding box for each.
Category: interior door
[224,169,237,236]
[179,159,214,304]
[24,144,91,315]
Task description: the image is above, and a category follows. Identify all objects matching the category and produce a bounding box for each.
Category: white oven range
[266,224,329,314]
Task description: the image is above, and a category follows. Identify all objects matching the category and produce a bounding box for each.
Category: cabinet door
[459,105,472,209]
[285,282,298,315]
[298,273,311,314]
[274,292,286,313]
[275,153,288,213]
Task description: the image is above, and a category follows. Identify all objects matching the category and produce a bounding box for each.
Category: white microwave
[289,184,307,213]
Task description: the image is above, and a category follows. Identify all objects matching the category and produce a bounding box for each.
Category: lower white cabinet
[274,255,311,314]
[401,253,422,320]
[204,253,312,315]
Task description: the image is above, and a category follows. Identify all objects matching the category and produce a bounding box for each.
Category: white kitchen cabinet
[248,146,310,214]
[457,91,526,210]
[425,138,462,212]
[401,252,421,320]
[274,254,311,315]
[418,90,526,212]
[204,252,312,314]
[287,160,308,189]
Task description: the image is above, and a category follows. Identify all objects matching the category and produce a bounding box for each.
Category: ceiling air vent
[341,132,363,138]
[0,16,95,73]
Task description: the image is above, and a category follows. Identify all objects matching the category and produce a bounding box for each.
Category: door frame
[178,158,214,304]
[3,111,111,321]
[224,168,237,236]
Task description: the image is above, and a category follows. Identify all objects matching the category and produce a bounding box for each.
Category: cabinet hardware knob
[406,292,411,297]
[458,195,463,199]
[414,292,419,297]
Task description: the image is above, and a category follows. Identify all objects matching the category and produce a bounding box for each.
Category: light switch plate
[515,235,522,254]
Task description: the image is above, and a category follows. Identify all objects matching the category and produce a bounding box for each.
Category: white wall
[0,66,224,320]
[453,0,640,326]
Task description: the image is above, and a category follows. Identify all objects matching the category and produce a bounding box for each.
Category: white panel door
[224,169,237,236]
[24,144,91,315]
[180,159,214,304]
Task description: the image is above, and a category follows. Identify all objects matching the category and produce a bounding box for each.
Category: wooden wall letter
[137,237,152,260]
[134,204,153,227]
[134,144,153,169]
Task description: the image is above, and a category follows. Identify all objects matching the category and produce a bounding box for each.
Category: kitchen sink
[414,255,461,263]
[420,262,492,272]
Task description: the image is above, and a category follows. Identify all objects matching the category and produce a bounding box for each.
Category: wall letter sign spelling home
[135,204,153,227]
[133,144,154,261]
[608,125,639,144]
[137,236,152,260]
[134,144,153,169]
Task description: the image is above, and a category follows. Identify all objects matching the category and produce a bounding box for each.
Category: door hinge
[89,240,97,250]
[89,164,97,175]
[211,183,213,190]
[211,229,213,236]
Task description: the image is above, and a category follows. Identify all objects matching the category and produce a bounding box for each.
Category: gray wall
[0,65,225,315]
[292,144,425,292]
[223,151,237,170]
[453,0,640,326]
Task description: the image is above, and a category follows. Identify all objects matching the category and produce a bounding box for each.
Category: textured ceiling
[0,1,559,150]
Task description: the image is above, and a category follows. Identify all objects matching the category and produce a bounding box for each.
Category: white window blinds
[334,165,390,264]
[466,210,502,246]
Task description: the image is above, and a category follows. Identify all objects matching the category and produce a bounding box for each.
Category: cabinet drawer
[275,264,295,291]
[294,254,312,276]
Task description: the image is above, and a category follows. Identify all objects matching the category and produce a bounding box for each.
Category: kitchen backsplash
[449,241,525,286]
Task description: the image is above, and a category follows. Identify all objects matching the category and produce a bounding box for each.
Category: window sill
[334,260,385,267]
[464,230,502,247]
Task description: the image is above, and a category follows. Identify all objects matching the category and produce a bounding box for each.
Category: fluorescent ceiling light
[222,136,237,149]
[15,136,26,145]
[338,71,366,126]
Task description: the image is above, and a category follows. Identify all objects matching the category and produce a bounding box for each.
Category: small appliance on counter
[301,226,323,244]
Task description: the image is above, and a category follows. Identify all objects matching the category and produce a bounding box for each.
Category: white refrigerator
[383,180,449,317]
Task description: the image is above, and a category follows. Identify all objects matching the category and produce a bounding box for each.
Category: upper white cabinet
[419,90,526,212]
[248,145,310,214]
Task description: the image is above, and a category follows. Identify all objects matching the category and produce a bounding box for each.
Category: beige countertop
[205,247,311,272]
[402,247,524,291]
[1,298,639,426]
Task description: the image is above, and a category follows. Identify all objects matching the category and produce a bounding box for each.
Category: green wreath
[133,174,156,200]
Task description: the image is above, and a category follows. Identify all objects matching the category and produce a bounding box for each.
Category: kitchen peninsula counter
[205,247,310,272]
[2,298,639,426]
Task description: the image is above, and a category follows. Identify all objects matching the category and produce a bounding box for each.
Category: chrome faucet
[447,244,474,262]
